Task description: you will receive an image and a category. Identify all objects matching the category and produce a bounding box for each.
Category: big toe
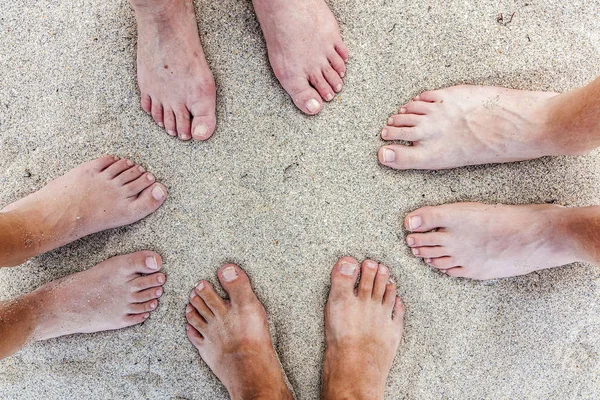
[129,182,168,220]
[281,77,323,115]
[329,256,359,299]
[190,98,216,141]
[216,264,257,306]
[404,206,449,232]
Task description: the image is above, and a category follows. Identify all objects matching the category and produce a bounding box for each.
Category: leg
[0,156,167,268]
[0,251,166,359]
[185,264,293,400]
[130,0,216,141]
[321,257,404,400]
[252,0,349,115]
[378,76,600,170]
[404,203,600,280]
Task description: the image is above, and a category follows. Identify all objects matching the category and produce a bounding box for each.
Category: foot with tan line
[0,155,167,267]
[378,76,600,170]
[321,257,405,400]
[185,264,293,400]
[0,251,166,359]
[404,202,600,280]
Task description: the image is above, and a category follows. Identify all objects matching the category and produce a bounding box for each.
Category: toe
[281,77,323,115]
[357,259,378,299]
[151,99,164,128]
[387,114,422,127]
[115,165,145,185]
[392,296,405,325]
[174,106,192,140]
[141,94,152,114]
[383,279,397,309]
[217,264,258,307]
[90,155,119,172]
[129,182,167,217]
[327,51,346,78]
[425,256,459,270]
[411,246,450,259]
[445,267,468,278]
[190,284,216,319]
[185,304,208,333]
[130,272,166,291]
[128,299,159,314]
[414,90,441,103]
[309,71,335,102]
[186,323,204,347]
[335,41,349,62]
[124,172,156,197]
[322,66,343,94]
[372,263,389,301]
[406,232,448,247]
[404,207,449,232]
[399,101,434,115]
[118,251,163,276]
[378,144,425,170]
[133,285,163,303]
[381,126,421,142]
[123,313,150,326]
[190,99,216,141]
[163,107,177,137]
[329,256,359,299]
[195,280,228,315]
[104,158,134,179]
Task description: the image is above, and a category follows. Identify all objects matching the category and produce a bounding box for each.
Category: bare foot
[185,264,292,400]
[0,251,166,359]
[132,0,216,140]
[321,257,404,400]
[378,85,564,170]
[1,155,167,266]
[404,202,600,280]
[253,0,349,115]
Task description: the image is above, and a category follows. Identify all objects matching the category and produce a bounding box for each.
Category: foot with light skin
[253,0,349,115]
[0,251,166,359]
[378,76,600,170]
[404,203,600,280]
[322,257,405,400]
[185,264,293,400]
[0,155,167,267]
[131,0,216,141]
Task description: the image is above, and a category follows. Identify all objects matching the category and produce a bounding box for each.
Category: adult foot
[185,264,293,400]
[378,85,568,170]
[404,202,600,280]
[132,0,216,140]
[253,0,349,115]
[1,155,167,266]
[322,257,404,400]
[0,251,166,359]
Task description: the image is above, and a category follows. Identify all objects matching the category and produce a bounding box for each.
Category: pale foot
[378,85,564,170]
[321,257,404,400]
[132,0,216,140]
[1,155,167,263]
[253,0,349,115]
[185,264,293,400]
[0,251,166,359]
[404,202,600,280]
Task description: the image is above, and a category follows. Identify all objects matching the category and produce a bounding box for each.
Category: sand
[1,0,600,398]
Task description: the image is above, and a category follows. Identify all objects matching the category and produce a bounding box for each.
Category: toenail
[190,291,197,299]
[387,117,394,125]
[222,266,238,282]
[382,148,396,163]
[335,84,343,92]
[412,248,420,256]
[155,288,162,296]
[147,173,155,181]
[381,128,388,138]
[196,282,205,291]
[150,302,156,310]
[339,261,356,276]
[167,130,175,136]
[409,216,422,230]
[126,159,133,166]
[112,155,119,161]
[425,258,432,264]
[365,260,377,269]
[143,313,150,319]
[157,275,164,284]
[138,166,145,173]
[378,265,388,275]
[146,256,158,270]
[181,133,190,140]
[340,71,345,78]
[388,277,395,284]
[400,107,407,114]
[185,304,192,313]
[306,99,320,113]
[193,124,208,138]
[158,122,164,128]
[414,95,420,100]
[151,185,165,201]
[407,237,415,246]
[325,93,333,101]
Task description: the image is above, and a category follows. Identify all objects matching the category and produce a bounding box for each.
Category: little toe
[194,280,227,315]
[322,66,343,94]
[174,106,192,140]
[445,267,468,278]
[217,264,258,307]
[400,101,434,115]
[186,323,204,347]
[378,144,425,170]
[327,51,346,78]
[163,107,177,137]
[185,304,208,333]
[406,232,447,248]
[141,94,152,114]
[372,263,390,301]
[404,207,449,232]
[133,285,163,303]
[129,182,168,217]
[414,90,441,103]
[123,313,150,326]
[329,256,359,299]
[357,259,378,299]
[131,272,166,291]
[190,100,216,141]
[309,71,335,102]
[151,99,164,128]
[425,256,459,270]
[104,158,134,179]
[383,279,397,309]
[387,114,422,127]
[90,155,119,172]
[129,299,159,314]
[381,126,421,142]
[115,165,144,185]
[124,172,156,197]
[412,246,450,259]
[189,284,215,320]
[392,296,405,325]
[335,41,349,62]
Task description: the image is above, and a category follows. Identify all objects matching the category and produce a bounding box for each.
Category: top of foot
[253,0,349,115]
[378,85,560,170]
[322,257,404,400]
[185,264,293,400]
[133,0,216,141]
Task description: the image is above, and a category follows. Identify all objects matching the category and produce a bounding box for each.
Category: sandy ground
[1,0,600,398]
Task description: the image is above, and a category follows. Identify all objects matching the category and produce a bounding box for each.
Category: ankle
[561,206,600,265]
[130,0,192,19]
[0,210,40,267]
[229,379,292,400]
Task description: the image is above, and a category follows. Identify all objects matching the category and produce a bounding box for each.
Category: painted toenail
[155,288,162,296]
[152,185,165,201]
[335,84,343,92]
[407,237,415,246]
[409,216,422,230]
[306,99,320,113]
[325,93,334,101]
[150,302,156,310]
[339,261,356,276]
[365,260,377,269]
[412,248,420,256]
[222,266,238,282]
[382,148,396,163]
[126,159,133,166]
[157,275,164,284]
[381,128,388,138]
[378,265,388,274]
[167,130,175,136]
[193,124,208,138]
[196,282,205,291]
[147,173,155,181]
[146,256,158,270]
[138,166,145,172]
[387,117,394,125]
[185,304,192,313]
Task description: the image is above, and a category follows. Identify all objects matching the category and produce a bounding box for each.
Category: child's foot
[253,0,348,115]
[132,0,216,141]
[378,85,563,170]
[321,257,404,400]
[0,251,166,359]
[185,264,293,400]
[1,155,167,262]
[404,202,600,280]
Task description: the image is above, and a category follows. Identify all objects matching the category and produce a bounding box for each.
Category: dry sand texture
[1,0,600,398]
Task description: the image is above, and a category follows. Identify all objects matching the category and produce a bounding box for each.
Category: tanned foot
[378,85,566,170]
[0,155,167,266]
[404,202,600,280]
[253,0,349,115]
[185,264,293,400]
[132,0,216,140]
[321,257,404,400]
[0,251,166,359]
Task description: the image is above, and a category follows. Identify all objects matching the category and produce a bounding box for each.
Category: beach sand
[1,0,600,398]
